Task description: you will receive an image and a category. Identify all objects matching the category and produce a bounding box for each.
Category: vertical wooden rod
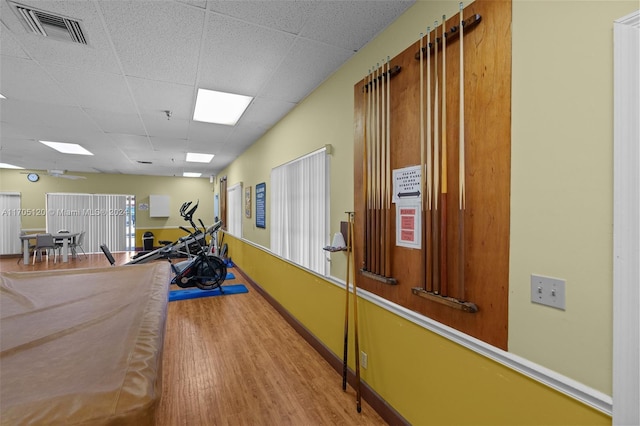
[365,70,372,272]
[349,212,361,413]
[385,57,392,277]
[426,27,433,292]
[419,33,425,288]
[380,60,386,278]
[432,20,441,294]
[369,66,375,274]
[458,2,466,301]
[440,15,448,297]
[342,210,352,391]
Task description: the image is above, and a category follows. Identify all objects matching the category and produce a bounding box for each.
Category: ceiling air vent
[12,3,87,45]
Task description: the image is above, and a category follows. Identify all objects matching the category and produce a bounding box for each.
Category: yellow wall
[216,0,638,418]
[0,169,217,247]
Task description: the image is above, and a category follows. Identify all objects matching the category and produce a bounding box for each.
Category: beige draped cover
[1,263,170,425]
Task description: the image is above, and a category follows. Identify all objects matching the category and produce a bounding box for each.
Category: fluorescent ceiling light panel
[0,163,24,169]
[40,140,93,155]
[193,89,252,126]
[183,172,202,178]
[186,152,214,163]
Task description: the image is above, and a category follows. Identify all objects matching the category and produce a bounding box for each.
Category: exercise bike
[100,200,227,291]
[165,201,227,291]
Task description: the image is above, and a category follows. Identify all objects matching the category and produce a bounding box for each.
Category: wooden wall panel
[354,0,511,349]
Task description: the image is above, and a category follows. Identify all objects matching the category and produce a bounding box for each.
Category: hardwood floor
[0,253,387,425]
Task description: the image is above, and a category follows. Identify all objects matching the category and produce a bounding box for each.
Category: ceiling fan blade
[55,174,86,180]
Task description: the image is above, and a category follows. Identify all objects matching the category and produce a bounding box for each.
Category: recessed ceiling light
[0,93,6,99]
[193,88,252,126]
[40,140,93,155]
[186,152,214,163]
[183,172,202,178]
[0,163,24,169]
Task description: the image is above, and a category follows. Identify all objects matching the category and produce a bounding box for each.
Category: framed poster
[255,182,266,229]
[245,186,252,218]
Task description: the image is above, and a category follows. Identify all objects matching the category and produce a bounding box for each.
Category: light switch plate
[531,274,566,310]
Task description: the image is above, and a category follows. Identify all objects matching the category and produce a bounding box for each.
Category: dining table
[19,232,80,265]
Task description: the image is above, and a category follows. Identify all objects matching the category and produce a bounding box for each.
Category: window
[0,192,22,255]
[270,147,329,275]
[46,193,134,253]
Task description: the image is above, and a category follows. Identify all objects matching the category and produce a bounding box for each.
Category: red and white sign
[396,203,421,249]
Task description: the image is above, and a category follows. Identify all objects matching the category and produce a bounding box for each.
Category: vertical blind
[227,183,243,238]
[46,193,130,253]
[270,147,329,275]
[0,192,22,255]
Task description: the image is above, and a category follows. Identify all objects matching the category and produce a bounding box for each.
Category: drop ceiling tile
[142,114,189,140]
[0,24,30,59]
[149,136,188,152]
[240,97,296,130]
[301,1,414,51]
[197,13,295,96]
[127,77,195,119]
[47,65,137,113]
[178,0,207,9]
[208,1,318,35]
[2,100,100,131]
[83,108,146,135]
[107,133,152,150]
[0,56,76,105]
[99,1,205,85]
[259,38,353,103]
[187,120,234,144]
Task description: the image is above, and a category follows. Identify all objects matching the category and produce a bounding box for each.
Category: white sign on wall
[392,165,422,203]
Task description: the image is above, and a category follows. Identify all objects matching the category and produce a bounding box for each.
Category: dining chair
[33,233,58,263]
[70,231,87,259]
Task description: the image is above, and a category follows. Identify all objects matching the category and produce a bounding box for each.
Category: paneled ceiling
[0,0,413,177]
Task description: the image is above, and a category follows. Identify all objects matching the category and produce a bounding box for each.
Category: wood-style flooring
[0,253,387,425]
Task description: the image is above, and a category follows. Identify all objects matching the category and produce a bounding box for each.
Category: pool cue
[380,58,389,277]
[376,62,382,276]
[380,59,386,277]
[350,212,362,413]
[342,211,352,391]
[369,65,376,274]
[420,33,426,288]
[440,15,448,297]
[432,20,440,294]
[385,56,392,277]
[458,2,466,301]
[366,69,373,272]
[426,27,433,292]
[363,71,368,271]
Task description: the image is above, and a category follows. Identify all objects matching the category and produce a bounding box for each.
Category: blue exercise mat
[169,284,248,302]
[226,272,235,279]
